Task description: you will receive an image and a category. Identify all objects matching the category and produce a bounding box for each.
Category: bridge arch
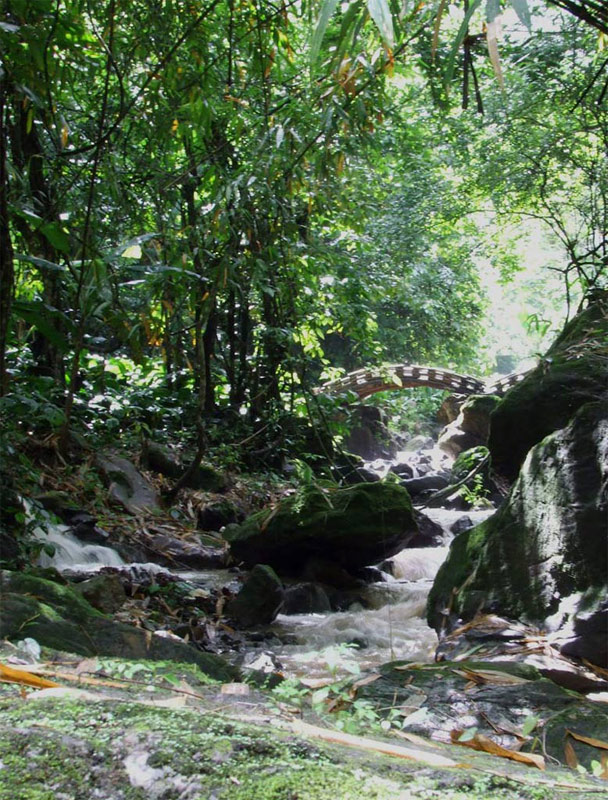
[315,363,529,400]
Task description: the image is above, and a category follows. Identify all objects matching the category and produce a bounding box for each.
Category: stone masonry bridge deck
[315,364,529,400]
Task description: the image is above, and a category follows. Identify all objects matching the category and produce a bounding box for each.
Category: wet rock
[450,515,474,536]
[388,462,414,479]
[428,401,608,667]
[557,594,608,668]
[73,574,127,613]
[148,534,227,569]
[403,435,435,452]
[226,564,284,628]
[302,557,362,590]
[96,454,160,515]
[282,582,332,614]
[355,659,608,769]
[224,482,418,573]
[437,395,500,458]
[410,511,444,547]
[400,474,449,496]
[489,291,608,484]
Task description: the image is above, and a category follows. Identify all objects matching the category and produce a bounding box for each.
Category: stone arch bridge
[315,363,529,400]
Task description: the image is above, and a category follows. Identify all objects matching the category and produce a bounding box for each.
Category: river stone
[226,564,284,628]
[147,534,227,569]
[489,291,608,484]
[437,395,500,458]
[281,582,332,615]
[0,571,237,681]
[223,482,417,573]
[427,401,608,665]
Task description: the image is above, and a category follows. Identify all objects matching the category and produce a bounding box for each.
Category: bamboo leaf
[486,18,505,90]
[0,662,60,690]
[451,729,545,770]
[311,0,340,64]
[367,0,394,47]
[509,0,531,30]
[486,0,502,23]
[566,730,608,750]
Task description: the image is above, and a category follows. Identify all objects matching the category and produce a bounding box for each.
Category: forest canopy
[0,0,606,465]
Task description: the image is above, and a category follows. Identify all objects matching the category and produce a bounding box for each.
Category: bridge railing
[315,363,531,399]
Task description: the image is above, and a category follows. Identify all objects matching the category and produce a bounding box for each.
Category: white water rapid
[268,507,494,679]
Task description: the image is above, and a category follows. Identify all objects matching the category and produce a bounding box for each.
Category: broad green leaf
[122,244,142,259]
[40,221,70,254]
[521,714,539,737]
[509,0,531,30]
[12,300,74,352]
[15,253,67,272]
[367,0,394,47]
[443,0,483,89]
[486,0,501,23]
[311,0,340,64]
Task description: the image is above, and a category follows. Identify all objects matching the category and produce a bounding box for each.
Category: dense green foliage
[1,1,606,473]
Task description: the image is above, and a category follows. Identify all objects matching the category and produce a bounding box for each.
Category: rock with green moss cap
[224,482,417,573]
[428,401,608,665]
[0,571,238,681]
[489,291,608,484]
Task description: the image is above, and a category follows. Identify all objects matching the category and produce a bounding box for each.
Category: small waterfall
[34,524,125,572]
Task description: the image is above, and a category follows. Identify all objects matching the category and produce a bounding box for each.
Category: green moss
[0,694,600,800]
[225,482,416,571]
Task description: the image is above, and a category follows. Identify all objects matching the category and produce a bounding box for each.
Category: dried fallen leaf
[452,668,530,686]
[0,662,60,690]
[450,729,545,770]
[566,730,608,750]
[349,673,381,692]
[564,736,579,769]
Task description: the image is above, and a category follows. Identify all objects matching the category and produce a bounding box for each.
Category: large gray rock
[224,482,417,574]
[437,395,500,458]
[428,401,608,665]
[489,291,608,484]
[96,454,160,515]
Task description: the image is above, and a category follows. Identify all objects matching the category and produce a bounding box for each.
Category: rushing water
[32,492,494,681]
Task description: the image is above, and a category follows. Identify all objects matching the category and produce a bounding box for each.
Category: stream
[34,498,493,680]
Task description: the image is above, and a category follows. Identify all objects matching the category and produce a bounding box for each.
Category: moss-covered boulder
[489,292,608,484]
[224,482,417,573]
[226,564,284,627]
[427,402,608,665]
[0,571,237,681]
